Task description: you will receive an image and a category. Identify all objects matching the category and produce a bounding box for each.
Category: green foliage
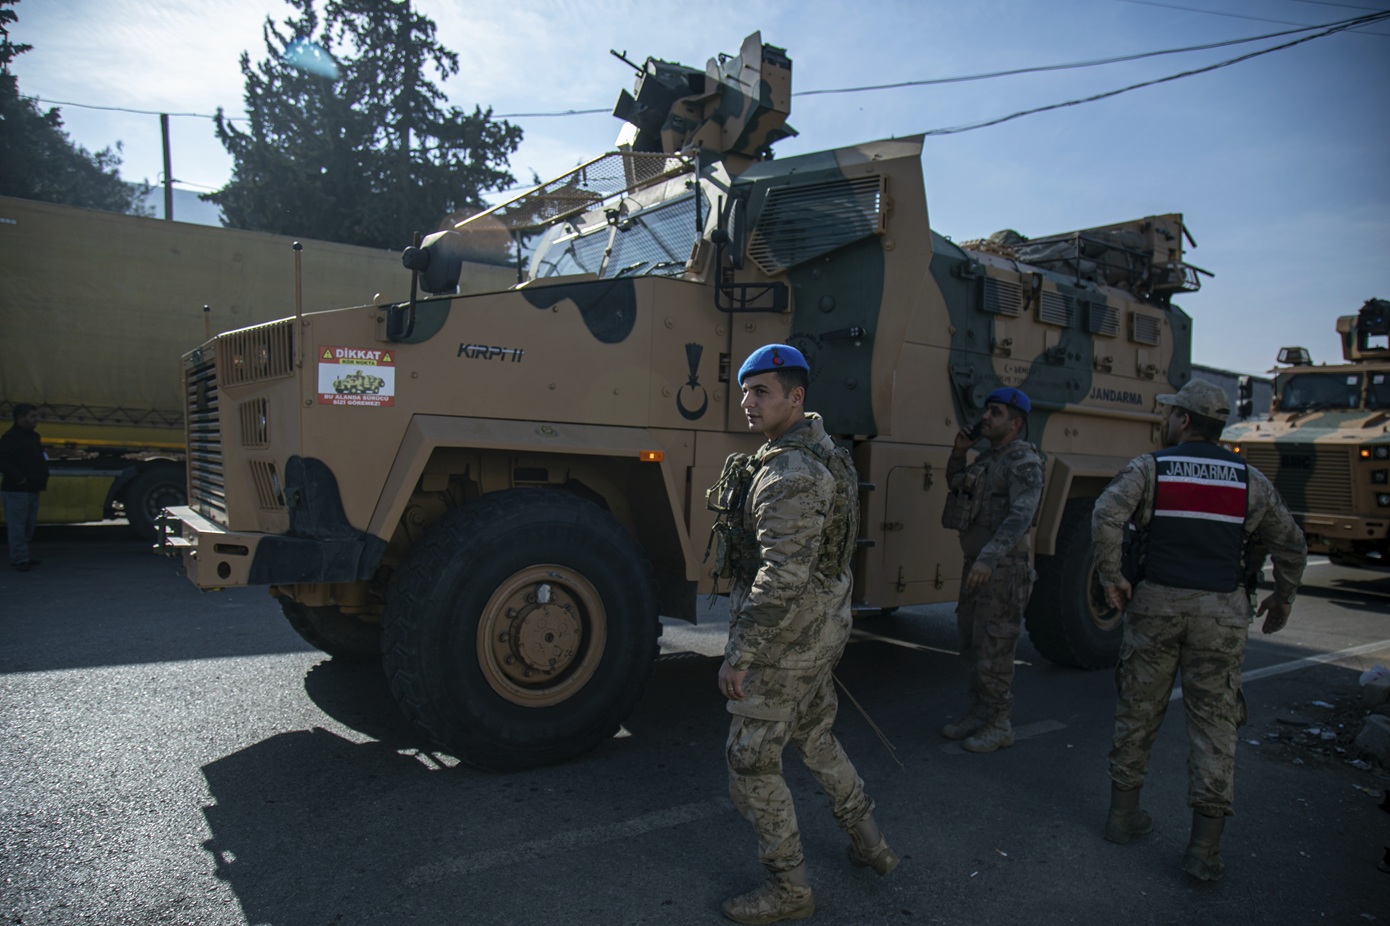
[0,0,151,214]
[206,0,522,250]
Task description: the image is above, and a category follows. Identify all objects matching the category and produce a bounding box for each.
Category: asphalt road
[2,526,1388,926]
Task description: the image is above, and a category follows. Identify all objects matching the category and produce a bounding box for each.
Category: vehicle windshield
[1368,371,1390,409]
[449,151,705,283]
[1277,371,1362,411]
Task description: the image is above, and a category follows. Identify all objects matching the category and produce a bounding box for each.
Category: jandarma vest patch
[1153,454,1247,524]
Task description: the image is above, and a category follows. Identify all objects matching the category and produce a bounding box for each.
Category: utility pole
[160,113,174,221]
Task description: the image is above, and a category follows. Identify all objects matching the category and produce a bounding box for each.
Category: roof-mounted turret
[612,32,795,175]
[1337,298,1390,360]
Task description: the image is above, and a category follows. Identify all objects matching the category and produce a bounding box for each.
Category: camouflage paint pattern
[1093,449,1307,816]
[723,414,872,873]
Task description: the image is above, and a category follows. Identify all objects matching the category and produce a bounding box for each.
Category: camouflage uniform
[942,438,1045,720]
[724,413,874,875]
[1093,449,1306,817]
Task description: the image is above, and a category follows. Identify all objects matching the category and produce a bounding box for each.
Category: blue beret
[738,344,809,385]
[985,386,1031,413]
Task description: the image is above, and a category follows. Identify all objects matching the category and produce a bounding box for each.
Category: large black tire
[123,462,186,541]
[1024,497,1123,669]
[280,599,382,662]
[380,489,660,770]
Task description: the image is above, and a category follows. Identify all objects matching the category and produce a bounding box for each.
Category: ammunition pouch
[705,452,757,584]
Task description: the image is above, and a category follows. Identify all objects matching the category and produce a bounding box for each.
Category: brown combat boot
[962,717,1013,753]
[846,814,899,876]
[1181,811,1226,882]
[721,865,815,925]
[941,703,988,741]
[1103,783,1153,845]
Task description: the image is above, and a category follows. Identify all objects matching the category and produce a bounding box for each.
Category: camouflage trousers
[955,556,1033,717]
[726,658,874,874]
[1109,586,1250,818]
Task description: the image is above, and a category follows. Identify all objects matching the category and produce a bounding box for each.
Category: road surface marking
[405,798,728,884]
[1170,638,1390,702]
[939,719,1067,755]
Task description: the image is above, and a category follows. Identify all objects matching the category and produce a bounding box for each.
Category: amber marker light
[640,450,664,462]
[1361,448,1372,459]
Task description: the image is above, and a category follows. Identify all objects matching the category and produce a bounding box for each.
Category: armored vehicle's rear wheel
[280,599,382,662]
[381,489,659,770]
[123,462,186,541]
[1025,497,1122,669]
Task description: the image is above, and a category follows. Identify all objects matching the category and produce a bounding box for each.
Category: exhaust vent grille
[747,174,885,275]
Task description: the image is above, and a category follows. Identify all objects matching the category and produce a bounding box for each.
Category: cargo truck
[0,196,514,537]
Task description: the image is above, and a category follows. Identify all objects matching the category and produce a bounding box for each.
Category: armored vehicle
[158,33,1203,769]
[1223,298,1390,568]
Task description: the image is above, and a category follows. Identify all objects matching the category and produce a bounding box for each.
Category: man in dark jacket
[1,404,49,571]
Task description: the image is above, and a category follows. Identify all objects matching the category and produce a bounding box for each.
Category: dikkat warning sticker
[318,346,396,407]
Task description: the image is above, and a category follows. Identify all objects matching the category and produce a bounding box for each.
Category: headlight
[1376,446,1390,460]
[1379,493,1390,508]
[1374,470,1389,485]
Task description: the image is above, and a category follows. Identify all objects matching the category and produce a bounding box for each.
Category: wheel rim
[475,564,607,706]
[143,483,185,520]
[1085,558,1122,633]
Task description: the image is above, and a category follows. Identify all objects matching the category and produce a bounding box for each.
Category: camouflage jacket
[942,439,1044,567]
[1091,444,1307,604]
[725,414,857,671]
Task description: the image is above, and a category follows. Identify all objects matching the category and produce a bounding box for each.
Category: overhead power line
[1111,0,1390,32]
[29,8,1386,125]
[918,9,1390,136]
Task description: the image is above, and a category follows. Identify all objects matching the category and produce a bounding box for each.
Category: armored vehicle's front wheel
[1024,497,1123,669]
[381,489,659,770]
[279,599,382,662]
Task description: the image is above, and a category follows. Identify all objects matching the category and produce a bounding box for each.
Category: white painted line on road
[405,798,728,884]
[1170,638,1390,702]
[939,719,1068,755]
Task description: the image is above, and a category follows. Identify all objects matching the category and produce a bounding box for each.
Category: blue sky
[10,0,1389,375]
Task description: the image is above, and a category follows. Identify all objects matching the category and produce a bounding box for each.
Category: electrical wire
[27,8,1386,124]
[917,9,1390,136]
[1110,0,1390,32]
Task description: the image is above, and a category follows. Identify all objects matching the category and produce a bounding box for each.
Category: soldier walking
[1092,379,1306,881]
[712,344,896,924]
[939,387,1044,753]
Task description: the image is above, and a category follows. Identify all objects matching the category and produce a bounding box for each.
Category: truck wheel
[381,489,659,770]
[1024,497,1122,669]
[280,599,382,662]
[124,462,186,541]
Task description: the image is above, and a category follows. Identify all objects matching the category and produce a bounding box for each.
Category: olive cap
[1156,379,1230,420]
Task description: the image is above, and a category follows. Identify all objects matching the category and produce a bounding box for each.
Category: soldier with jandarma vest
[1091,378,1306,884]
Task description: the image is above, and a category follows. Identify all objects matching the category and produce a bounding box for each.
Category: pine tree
[206,0,522,249]
[0,0,151,214]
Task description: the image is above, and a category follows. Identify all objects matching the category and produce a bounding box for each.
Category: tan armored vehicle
[158,33,1205,769]
[1223,298,1390,568]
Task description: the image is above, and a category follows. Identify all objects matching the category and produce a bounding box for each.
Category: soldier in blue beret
[737,343,810,386]
[938,387,1044,753]
[715,343,897,923]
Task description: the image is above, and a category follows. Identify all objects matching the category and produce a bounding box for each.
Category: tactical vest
[705,428,859,586]
[1141,442,1249,592]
